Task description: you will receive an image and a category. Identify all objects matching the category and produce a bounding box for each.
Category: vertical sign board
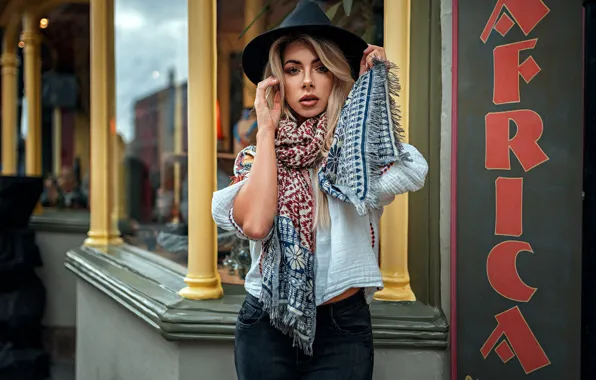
[453,1,583,379]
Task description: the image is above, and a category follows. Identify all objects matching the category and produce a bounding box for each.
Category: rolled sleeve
[377,143,429,206]
[211,178,275,241]
[211,179,250,239]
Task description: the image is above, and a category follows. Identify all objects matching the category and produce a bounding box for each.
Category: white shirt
[211,143,428,305]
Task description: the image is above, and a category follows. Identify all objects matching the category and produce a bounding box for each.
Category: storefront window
[115,0,189,266]
[31,4,91,213]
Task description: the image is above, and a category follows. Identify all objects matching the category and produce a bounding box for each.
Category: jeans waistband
[244,289,367,314]
[317,289,367,315]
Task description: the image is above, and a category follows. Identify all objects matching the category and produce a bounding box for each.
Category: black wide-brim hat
[242,0,369,85]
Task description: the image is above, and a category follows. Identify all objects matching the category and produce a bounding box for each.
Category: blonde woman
[212,1,428,379]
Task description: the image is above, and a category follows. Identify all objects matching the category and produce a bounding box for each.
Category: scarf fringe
[383,59,405,150]
[259,217,316,356]
[259,291,315,355]
[354,58,404,216]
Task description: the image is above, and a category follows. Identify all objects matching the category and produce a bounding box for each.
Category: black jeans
[234,290,374,380]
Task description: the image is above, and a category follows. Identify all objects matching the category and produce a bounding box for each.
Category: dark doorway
[583,1,596,379]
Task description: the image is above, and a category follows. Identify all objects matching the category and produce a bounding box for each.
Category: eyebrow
[283,58,321,66]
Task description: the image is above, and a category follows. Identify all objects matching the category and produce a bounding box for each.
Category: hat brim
[241,25,369,85]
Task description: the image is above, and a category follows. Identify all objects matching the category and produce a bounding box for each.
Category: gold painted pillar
[242,0,264,108]
[375,0,415,301]
[1,24,20,175]
[22,13,42,177]
[53,108,62,175]
[179,0,223,300]
[85,0,122,246]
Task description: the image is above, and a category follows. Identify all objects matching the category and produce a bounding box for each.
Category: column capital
[1,53,20,68]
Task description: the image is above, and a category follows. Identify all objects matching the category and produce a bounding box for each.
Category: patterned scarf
[259,115,326,355]
[319,58,405,214]
[259,59,403,355]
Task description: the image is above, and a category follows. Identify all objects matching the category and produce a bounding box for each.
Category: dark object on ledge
[0,176,50,380]
[0,176,43,230]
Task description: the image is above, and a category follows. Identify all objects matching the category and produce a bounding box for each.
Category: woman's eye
[316,66,329,73]
[286,67,300,75]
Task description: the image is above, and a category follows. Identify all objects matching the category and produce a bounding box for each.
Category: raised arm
[232,77,281,240]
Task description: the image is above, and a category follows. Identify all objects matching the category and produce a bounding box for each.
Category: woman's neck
[292,111,326,127]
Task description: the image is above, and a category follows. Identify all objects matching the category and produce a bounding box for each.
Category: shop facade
[0,0,589,379]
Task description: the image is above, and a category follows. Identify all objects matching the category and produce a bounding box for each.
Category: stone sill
[65,245,449,349]
[31,209,90,233]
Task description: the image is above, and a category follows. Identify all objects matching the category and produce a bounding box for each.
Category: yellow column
[242,0,264,108]
[1,23,20,175]
[179,0,223,300]
[53,108,62,175]
[85,0,122,246]
[375,0,415,302]
[22,13,41,177]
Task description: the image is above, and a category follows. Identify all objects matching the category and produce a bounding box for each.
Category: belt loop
[327,302,335,321]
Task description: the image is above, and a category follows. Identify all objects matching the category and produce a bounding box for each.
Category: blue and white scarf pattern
[319,58,405,214]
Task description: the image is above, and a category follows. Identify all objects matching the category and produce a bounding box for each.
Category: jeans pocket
[237,296,265,329]
[331,303,372,335]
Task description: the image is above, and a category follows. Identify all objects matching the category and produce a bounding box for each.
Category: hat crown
[241,0,368,85]
[279,0,332,28]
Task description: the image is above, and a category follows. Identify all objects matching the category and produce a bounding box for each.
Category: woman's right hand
[234,77,281,239]
[254,76,282,134]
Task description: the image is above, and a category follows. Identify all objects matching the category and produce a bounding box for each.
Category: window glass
[115,0,189,266]
[27,4,92,213]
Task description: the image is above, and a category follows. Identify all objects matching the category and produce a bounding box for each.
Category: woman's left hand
[359,45,387,77]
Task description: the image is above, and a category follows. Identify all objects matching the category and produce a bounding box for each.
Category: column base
[84,233,123,247]
[179,275,224,300]
[374,277,416,302]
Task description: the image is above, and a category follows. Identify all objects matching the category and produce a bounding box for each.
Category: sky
[114,0,189,143]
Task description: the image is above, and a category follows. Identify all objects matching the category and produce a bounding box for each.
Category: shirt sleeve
[212,145,269,240]
[377,143,429,207]
[211,179,251,239]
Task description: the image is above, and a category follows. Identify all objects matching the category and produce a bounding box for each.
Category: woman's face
[282,41,334,123]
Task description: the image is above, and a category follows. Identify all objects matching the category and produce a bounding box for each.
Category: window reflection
[25,4,92,213]
[115,0,191,266]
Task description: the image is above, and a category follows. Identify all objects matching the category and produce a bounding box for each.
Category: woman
[212,1,428,379]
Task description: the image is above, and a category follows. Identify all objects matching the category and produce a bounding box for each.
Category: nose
[302,73,313,88]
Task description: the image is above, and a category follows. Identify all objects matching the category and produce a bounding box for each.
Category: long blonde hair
[263,34,354,227]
